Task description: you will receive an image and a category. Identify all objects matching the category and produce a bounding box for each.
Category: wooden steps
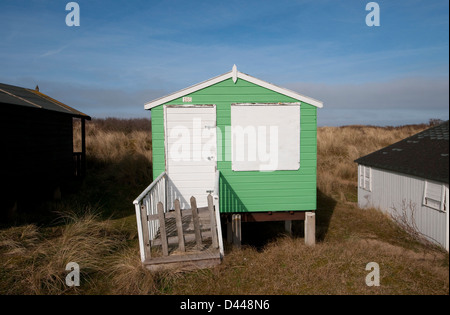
[143,195,222,272]
[144,249,221,272]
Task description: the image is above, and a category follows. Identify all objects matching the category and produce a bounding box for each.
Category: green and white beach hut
[134,65,323,266]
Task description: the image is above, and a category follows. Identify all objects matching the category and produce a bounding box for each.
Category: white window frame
[359,165,372,192]
[423,180,446,212]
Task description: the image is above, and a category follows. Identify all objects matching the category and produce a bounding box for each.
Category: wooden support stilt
[305,212,316,246]
[284,220,292,235]
[227,216,233,245]
[232,214,242,248]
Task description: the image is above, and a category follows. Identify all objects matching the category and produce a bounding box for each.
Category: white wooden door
[165,105,217,209]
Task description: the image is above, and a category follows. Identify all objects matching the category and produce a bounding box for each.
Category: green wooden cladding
[151,78,317,213]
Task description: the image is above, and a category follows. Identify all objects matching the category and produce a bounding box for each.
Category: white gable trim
[144,65,323,110]
[237,71,323,109]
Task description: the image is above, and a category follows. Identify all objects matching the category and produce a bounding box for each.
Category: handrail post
[164,173,168,212]
[134,201,146,262]
[213,170,224,258]
[81,118,86,177]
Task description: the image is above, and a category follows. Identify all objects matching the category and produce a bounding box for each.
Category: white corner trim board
[144,65,324,110]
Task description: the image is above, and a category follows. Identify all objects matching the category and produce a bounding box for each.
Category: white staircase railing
[133,170,223,262]
[133,172,167,262]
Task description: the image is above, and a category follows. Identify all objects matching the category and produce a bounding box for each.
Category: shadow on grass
[0,152,152,228]
[77,153,153,220]
[315,189,338,242]
[223,189,337,251]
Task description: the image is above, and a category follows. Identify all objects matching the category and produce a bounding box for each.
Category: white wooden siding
[358,166,449,251]
[165,105,217,210]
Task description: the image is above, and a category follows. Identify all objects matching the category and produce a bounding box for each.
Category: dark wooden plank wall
[1,104,74,210]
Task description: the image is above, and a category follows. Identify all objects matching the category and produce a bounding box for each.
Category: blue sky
[0,0,448,126]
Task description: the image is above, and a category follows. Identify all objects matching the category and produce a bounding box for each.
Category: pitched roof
[0,82,90,119]
[355,121,449,183]
[144,65,323,110]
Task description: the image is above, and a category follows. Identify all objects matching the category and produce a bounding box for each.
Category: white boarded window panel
[424,181,444,211]
[231,104,300,172]
[364,166,372,191]
[359,165,364,188]
[359,165,371,191]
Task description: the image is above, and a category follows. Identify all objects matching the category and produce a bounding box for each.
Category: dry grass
[152,201,448,295]
[72,119,153,219]
[106,246,159,295]
[74,120,152,180]
[0,208,129,294]
[1,120,448,295]
[317,125,428,202]
[163,237,448,295]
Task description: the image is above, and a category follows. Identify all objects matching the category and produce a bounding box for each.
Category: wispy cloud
[39,45,69,58]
